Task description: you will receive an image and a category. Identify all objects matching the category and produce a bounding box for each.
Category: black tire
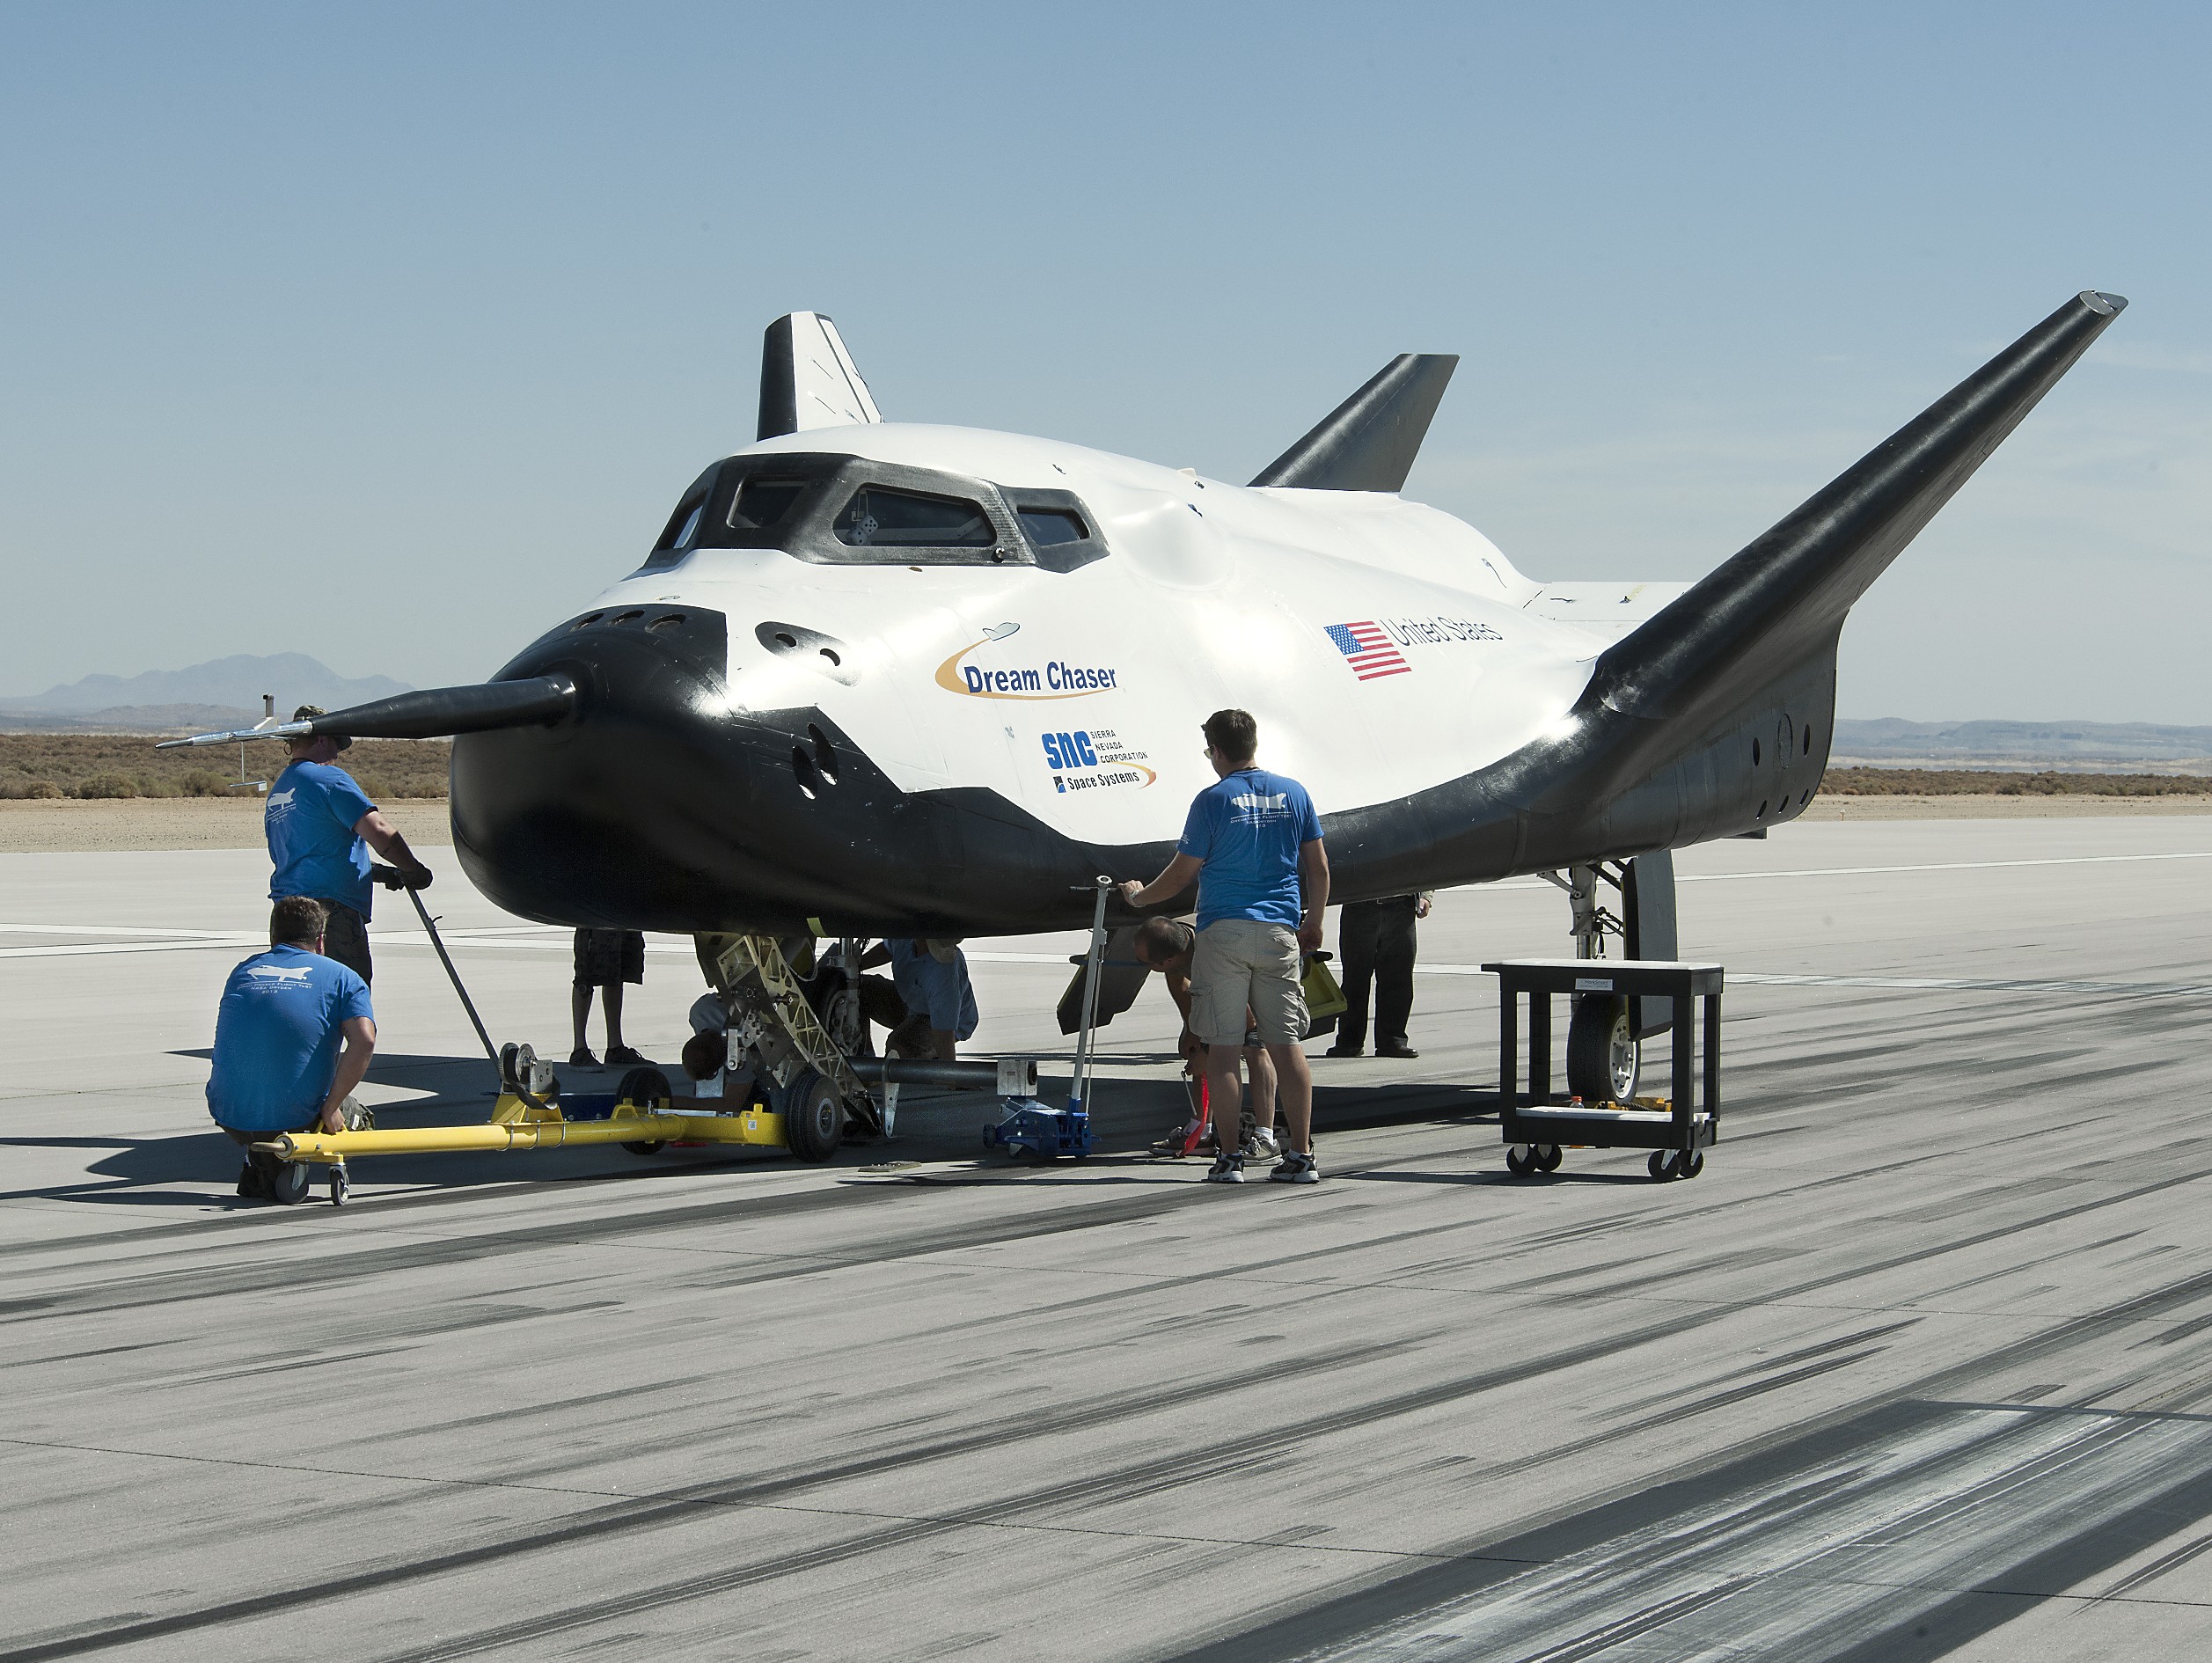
[1649,1150,1670,1181]
[780,1069,845,1162]
[616,1066,672,1108]
[1681,1150,1705,1179]
[615,1066,672,1154]
[269,1162,312,1206]
[1567,995,1639,1103]
[1505,1145,1534,1176]
[327,1168,349,1207]
[1536,1144,1564,1173]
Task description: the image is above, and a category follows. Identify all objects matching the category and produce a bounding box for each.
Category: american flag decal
[1325,620,1410,680]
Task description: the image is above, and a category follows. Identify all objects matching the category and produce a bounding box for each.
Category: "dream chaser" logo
[934,622,1123,700]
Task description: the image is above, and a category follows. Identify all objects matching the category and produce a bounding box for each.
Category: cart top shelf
[1480,959,1725,996]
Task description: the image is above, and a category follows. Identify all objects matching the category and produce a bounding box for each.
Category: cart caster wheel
[1681,1150,1704,1180]
[622,1141,667,1155]
[1505,1144,1534,1176]
[327,1168,349,1207]
[1536,1144,1563,1173]
[269,1162,311,1206]
[1649,1150,1671,1182]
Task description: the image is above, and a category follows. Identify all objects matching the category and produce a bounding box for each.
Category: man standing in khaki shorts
[1121,709,1329,1184]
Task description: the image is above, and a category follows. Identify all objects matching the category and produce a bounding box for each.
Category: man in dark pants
[1328,892,1431,1059]
[264,707,433,984]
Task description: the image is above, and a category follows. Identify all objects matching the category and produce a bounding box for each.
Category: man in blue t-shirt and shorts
[265,707,434,985]
[1121,708,1329,1184]
[208,897,377,1201]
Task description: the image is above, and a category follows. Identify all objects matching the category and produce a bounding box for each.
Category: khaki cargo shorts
[1190,918,1305,1047]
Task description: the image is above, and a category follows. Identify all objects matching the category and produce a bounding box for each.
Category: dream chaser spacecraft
[248,293,2126,983]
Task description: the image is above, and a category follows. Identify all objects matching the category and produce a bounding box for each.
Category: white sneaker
[1241,1127,1280,1161]
[1204,1152,1246,1184]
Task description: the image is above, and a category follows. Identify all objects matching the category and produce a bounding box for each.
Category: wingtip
[2083,290,2128,316]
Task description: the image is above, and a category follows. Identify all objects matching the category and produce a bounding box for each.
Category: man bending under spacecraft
[1121,709,1327,1185]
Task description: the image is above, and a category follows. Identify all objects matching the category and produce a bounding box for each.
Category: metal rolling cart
[1483,958,1724,1182]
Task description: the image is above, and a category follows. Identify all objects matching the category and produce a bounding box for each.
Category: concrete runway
[4,817,2211,1660]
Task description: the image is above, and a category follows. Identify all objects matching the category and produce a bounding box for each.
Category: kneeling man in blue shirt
[208,896,377,1200]
[1121,708,1329,1186]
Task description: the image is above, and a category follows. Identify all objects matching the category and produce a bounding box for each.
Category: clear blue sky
[3,2,2205,722]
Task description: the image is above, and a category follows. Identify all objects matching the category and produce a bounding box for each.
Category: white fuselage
[570,423,1651,842]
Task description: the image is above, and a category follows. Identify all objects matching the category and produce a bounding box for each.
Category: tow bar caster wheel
[1505,1144,1534,1176]
[1536,1144,1564,1173]
[269,1161,312,1206]
[327,1166,349,1207]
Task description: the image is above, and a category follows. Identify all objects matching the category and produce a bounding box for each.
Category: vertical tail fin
[758,312,883,441]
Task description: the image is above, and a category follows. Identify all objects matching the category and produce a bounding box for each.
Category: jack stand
[986,876,1110,1162]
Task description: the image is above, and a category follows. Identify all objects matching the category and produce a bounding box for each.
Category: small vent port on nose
[648,612,686,631]
[571,612,604,630]
[755,620,859,686]
[791,746,823,801]
[807,724,839,782]
[613,609,644,624]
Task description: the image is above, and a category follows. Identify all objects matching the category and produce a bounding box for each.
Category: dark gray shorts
[574,928,646,987]
[319,901,372,985]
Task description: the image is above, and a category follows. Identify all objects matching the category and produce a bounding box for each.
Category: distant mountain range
[0,655,413,733]
[1831,718,2212,773]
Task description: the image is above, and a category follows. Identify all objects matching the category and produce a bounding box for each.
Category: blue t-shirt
[266,759,377,919]
[206,945,375,1132]
[1177,768,1323,930]
[888,939,980,1040]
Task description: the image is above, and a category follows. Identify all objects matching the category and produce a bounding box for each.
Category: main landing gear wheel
[269,1161,311,1206]
[1567,995,1639,1103]
[617,1066,673,1154]
[780,1069,845,1162]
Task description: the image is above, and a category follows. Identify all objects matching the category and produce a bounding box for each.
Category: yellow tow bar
[257,1095,787,1166]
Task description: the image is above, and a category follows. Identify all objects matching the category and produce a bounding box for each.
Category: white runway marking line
[5,845,2208,962]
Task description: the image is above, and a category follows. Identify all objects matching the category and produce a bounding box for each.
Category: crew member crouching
[207,897,376,1201]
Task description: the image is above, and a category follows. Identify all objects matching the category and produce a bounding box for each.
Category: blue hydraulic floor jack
[985,875,1111,1162]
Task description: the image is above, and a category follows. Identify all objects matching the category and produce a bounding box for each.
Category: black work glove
[402,862,434,891]
[370,865,407,890]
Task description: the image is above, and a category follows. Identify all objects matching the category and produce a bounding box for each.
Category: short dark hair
[271,896,327,947]
[1133,917,1196,967]
[1202,708,1257,764]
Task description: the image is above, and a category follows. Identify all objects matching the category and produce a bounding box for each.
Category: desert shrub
[178,770,230,796]
[74,773,143,799]
[0,778,65,799]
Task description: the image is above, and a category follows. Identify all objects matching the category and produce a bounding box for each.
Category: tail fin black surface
[1589,290,2125,734]
[1250,353,1459,492]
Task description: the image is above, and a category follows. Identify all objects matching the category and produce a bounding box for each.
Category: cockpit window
[729,478,807,532]
[653,484,710,556]
[833,487,995,549]
[1017,508,1088,546]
